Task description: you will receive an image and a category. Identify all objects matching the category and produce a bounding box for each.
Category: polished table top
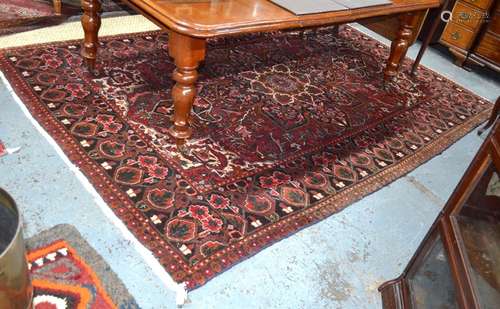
[125,0,441,37]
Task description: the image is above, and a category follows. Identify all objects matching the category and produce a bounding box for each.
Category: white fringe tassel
[0,72,189,306]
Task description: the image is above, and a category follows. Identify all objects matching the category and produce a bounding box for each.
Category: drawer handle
[451,31,461,40]
[459,12,471,21]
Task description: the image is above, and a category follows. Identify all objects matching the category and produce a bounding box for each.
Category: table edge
[122,1,441,38]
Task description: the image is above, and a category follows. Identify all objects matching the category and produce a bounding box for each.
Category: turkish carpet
[0,26,492,289]
[27,224,139,308]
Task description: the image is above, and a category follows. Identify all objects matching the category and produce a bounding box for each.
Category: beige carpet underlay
[0,15,159,49]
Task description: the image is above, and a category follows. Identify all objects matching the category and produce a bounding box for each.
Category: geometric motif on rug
[26,225,139,308]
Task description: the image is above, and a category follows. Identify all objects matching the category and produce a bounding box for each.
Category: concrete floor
[0,25,499,309]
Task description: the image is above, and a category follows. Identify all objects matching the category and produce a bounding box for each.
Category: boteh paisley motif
[0,26,491,289]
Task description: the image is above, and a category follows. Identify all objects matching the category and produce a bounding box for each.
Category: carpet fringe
[0,72,189,307]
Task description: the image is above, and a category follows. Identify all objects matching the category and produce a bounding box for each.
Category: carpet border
[0,29,492,290]
[0,71,185,301]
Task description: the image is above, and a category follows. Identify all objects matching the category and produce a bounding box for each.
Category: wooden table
[80,0,440,147]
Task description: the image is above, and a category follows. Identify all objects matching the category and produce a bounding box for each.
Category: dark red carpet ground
[0,26,491,289]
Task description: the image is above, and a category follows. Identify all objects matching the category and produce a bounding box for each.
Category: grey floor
[0,25,498,309]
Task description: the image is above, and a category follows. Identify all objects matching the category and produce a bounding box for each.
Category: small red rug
[0,139,5,156]
[0,0,55,21]
[0,0,131,36]
[0,27,492,289]
[28,225,138,308]
[0,0,66,35]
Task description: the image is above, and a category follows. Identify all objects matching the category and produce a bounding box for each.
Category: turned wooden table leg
[53,0,62,15]
[168,31,207,147]
[81,0,101,72]
[384,11,421,82]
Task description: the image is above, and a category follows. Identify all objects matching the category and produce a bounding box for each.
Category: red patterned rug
[0,0,131,36]
[28,224,138,308]
[0,0,70,35]
[0,26,492,289]
[0,0,55,22]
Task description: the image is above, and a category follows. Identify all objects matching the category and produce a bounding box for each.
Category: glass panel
[408,234,459,309]
[456,163,500,309]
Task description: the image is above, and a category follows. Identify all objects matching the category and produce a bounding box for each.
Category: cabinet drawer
[452,1,486,30]
[488,10,500,35]
[475,33,500,65]
[441,22,475,50]
[462,0,493,10]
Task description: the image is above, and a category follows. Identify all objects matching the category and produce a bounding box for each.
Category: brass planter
[0,188,32,309]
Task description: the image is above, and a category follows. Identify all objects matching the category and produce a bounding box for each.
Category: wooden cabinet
[442,21,476,49]
[462,0,494,10]
[378,116,500,308]
[440,0,500,71]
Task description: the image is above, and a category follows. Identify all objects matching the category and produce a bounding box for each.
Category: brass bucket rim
[0,187,23,260]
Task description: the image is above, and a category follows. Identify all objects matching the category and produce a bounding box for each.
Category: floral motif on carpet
[0,26,492,289]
